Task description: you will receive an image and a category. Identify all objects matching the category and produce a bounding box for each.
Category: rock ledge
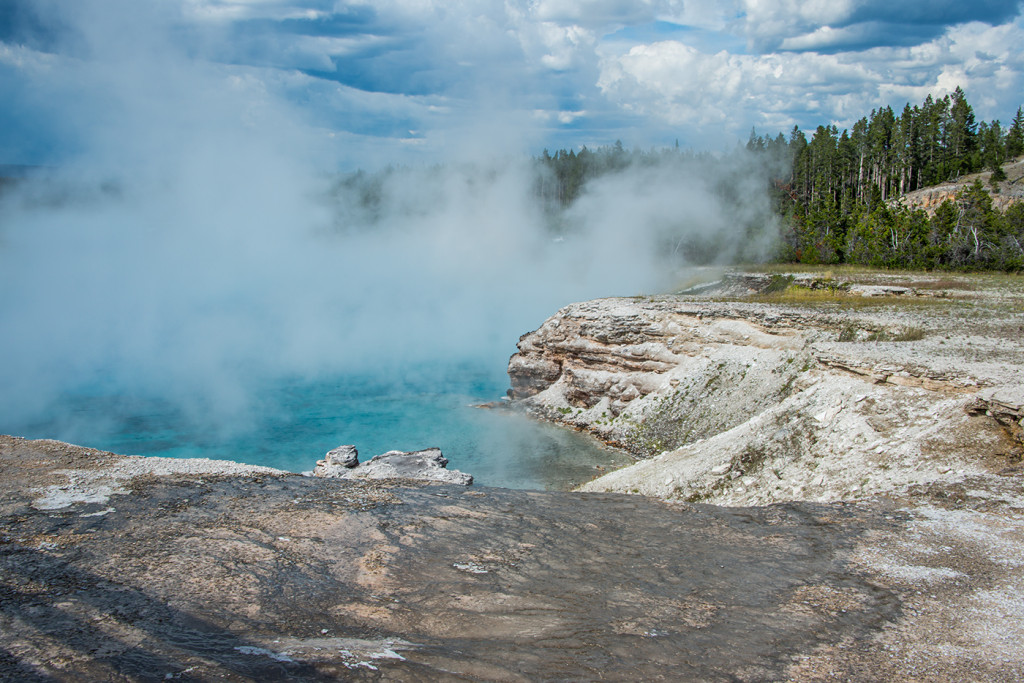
[313,445,473,485]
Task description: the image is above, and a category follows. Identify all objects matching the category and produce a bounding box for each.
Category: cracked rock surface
[2,435,1023,680]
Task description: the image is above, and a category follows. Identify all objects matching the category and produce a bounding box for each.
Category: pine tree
[946,86,978,179]
[919,95,947,186]
[1007,107,1024,159]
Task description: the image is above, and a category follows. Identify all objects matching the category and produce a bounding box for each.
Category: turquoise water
[10,362,631,491]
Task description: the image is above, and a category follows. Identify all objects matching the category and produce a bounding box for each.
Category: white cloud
[183,0,328,22]
[2,0,1022,161]
[598,40,874,139]
[738,0,1024,52]
[596,8,1024,143]
[0,43,58,72]
[531,0,664,25]
[778,22,879,51]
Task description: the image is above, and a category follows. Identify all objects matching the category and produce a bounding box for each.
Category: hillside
[895,155,1024,215]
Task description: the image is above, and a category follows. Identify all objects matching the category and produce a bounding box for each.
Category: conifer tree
[1008,107,1024,159]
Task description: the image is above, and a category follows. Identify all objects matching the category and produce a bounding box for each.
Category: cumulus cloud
[2,0,1023,162]
[739,0,1024,52]
[597,41,875,142]
[597,8,1024,140]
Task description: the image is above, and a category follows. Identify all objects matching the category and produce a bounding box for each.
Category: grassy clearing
[743,285,950,309]
[677,266,1024,317]
[736,263,885,278]
[737,264,1024,292]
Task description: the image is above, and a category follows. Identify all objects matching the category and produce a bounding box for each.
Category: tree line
[535,88,1024,271]
[747,87,1024,270]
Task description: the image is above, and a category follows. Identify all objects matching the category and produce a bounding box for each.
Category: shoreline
[506,269,1024,506]
[3,268,1024,678]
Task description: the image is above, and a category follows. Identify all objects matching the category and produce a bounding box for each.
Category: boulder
[312,444,360,477]
[314,446,473,486]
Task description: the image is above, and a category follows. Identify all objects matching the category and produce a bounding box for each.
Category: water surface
[9,362,630,490]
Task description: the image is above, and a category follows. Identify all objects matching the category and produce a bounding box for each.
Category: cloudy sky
[1,0,1023,168]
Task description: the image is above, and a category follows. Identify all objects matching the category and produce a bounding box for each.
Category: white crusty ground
[32,453,286,510]
[509,276,1024,506]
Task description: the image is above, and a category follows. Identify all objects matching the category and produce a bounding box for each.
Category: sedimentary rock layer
[508,273,1024,506]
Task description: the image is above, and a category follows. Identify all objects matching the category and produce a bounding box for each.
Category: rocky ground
[3,269,1024,680]
[2,434,1023,681]
[500,268,1024,680]
[509,270,1023,507]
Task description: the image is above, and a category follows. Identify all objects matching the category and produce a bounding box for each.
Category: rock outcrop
[5,434,1024,680]
[509,272,1024,506]
[892,155,1024,215]
[313,445,473,485]
[314,444,360,474]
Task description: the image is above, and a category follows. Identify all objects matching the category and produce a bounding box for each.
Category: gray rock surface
[315,446,473,486]
[2,434,1023,680]
[312,444,360,476]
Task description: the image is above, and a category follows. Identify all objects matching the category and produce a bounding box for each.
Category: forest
[537,87,1024,272]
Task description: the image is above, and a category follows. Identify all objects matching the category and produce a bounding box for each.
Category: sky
[2,0,1023,167]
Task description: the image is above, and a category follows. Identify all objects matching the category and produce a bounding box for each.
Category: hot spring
[4,359,631,491]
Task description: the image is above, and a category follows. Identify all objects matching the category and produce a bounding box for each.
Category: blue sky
[2,0,1023,168]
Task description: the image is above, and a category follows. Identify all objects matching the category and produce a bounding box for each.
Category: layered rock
[508,273,1024,506]
[313,445,473,485]
[892,155,1024,215]
[313,444,360,475]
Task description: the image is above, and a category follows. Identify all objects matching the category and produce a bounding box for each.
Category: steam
[0,3,781,439]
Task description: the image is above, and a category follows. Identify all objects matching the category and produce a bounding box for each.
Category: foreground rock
[3,435,1023,680]
[313,445,473,486]
[509,271,1024,506]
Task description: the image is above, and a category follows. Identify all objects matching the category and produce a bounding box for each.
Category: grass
[867,326,927,342]
[676,266,1024,311]
[741,283,952,309]
[837,323,927,342]
[737,263,880,277]
[673,267,729,293]
[837,323,859,342]
[736,264,1024,292]
[761,274,794,294]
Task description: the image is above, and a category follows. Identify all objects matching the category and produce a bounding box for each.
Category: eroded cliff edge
[508,271,1024,505]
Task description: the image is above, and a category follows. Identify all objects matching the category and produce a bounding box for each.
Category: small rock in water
[313,445,360,476]
[315,446,473,486]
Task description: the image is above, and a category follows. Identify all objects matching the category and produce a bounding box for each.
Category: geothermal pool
[7,361,630,491]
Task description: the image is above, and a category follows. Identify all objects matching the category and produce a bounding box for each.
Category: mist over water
[0,2,779,486]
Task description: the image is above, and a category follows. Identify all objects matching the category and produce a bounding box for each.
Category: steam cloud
[0,3,780,439]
